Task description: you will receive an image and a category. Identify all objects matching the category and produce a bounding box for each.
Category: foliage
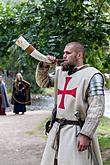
[104,158,110,165]
[0,0,110,92]
[97,116,110,152]
[97,116,110,136]
[98,135,110,152]
[0,1,41,92]
[105,78,110,88]
[39,0,110,71]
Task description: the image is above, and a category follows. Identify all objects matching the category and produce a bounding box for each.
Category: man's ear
[77,52,81,58]
[77,52,83,59]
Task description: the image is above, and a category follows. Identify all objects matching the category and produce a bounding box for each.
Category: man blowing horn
[35,42,105,165]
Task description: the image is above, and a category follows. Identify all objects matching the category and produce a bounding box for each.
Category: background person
[36,42,105,165]
[11,73,31,115]
[0,75,9,115]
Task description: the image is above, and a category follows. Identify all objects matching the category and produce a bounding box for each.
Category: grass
[26,117,49,140]
[97,116,110,136]
[97,116,110,152]
[43,87,54,96]
[104,158,110,165]
[97,116,110,164]
[36,117,50,139]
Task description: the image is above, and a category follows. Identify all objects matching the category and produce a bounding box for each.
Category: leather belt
[55,118,80,126]
[51,118,80,151]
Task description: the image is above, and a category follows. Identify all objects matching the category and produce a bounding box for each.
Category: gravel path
[0,111,51,165]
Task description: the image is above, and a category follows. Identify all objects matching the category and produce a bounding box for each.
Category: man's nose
[63,53,67,59]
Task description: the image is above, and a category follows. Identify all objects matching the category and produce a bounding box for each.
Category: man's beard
[61,63,75,71]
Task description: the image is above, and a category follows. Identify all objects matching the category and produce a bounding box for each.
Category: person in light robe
[36,42,105,165]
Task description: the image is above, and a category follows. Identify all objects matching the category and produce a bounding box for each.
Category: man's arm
[78,73,105,151]
[35,61,54,88]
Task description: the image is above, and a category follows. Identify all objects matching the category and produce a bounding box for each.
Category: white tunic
[36,64,105,165]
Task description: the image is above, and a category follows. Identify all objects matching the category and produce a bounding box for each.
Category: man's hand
[77,134,90,151]
[46,55,56,63]
[42,55,56,67]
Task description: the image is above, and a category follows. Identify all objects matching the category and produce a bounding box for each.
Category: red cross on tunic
[57,77,77,109]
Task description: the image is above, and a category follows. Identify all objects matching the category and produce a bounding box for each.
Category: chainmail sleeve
[87,73,104,96]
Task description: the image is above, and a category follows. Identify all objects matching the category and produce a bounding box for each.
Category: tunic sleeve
[80,95,105,138]
[35,62,54,88]
[80,73,105,138]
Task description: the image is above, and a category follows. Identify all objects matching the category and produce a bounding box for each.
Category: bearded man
[36,42,105,165]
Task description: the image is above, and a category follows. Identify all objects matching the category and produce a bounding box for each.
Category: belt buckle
[60,118,66,126]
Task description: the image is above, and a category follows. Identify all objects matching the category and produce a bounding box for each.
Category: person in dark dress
[11,73,31,115]
[0,75,9,115]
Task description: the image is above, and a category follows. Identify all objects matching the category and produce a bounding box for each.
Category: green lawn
[97,116,110,152]
[104,158,110,165]
[97,116,110,164]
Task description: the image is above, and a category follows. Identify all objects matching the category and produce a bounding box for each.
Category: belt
[55,118,80,126]
[51,118,80,151]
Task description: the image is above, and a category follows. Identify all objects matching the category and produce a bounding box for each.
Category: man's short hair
[66,42,85,55]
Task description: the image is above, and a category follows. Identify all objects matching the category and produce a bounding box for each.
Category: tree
[0,1,42,92]
[38,0,110,71]
[0,0,110,92]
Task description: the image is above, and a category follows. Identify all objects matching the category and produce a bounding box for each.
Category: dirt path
[0,111,51,165]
